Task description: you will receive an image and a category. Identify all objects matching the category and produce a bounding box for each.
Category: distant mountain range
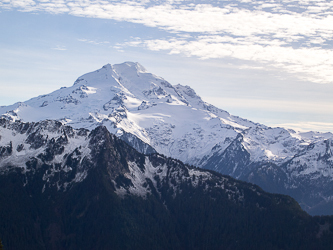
[0,118,333,249]
[1,62,333,215]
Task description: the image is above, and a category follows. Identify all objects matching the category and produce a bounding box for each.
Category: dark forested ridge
[0,124,333,249]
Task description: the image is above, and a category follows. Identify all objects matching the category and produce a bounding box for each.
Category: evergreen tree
[0,238,3,250]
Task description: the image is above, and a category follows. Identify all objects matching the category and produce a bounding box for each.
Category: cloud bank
[2,0,333,83]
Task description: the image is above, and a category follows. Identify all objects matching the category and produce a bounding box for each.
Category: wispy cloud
[138,36,333,83]
[273,122,333,133]
[205,96,333,132]
[2,0,333,83]
[206,97,333,115]
[52,45,67,51]
[78,38,110,45]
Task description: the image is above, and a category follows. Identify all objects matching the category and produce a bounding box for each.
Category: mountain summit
[1,62,333,215]
[0,61,253,164]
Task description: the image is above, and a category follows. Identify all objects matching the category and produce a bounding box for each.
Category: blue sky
[1,0,333,132]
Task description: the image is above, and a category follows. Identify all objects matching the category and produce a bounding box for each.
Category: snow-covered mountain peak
[1,62,251,164]
[1,62,333,214]
[72,62,175,102]
[0,62,331,166]
[2,62,331,166]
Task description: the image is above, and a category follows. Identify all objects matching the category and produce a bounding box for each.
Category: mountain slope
[1,62,333,215]
[0,119,333,249]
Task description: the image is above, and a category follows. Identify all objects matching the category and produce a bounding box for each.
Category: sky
[1,0,333,133]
